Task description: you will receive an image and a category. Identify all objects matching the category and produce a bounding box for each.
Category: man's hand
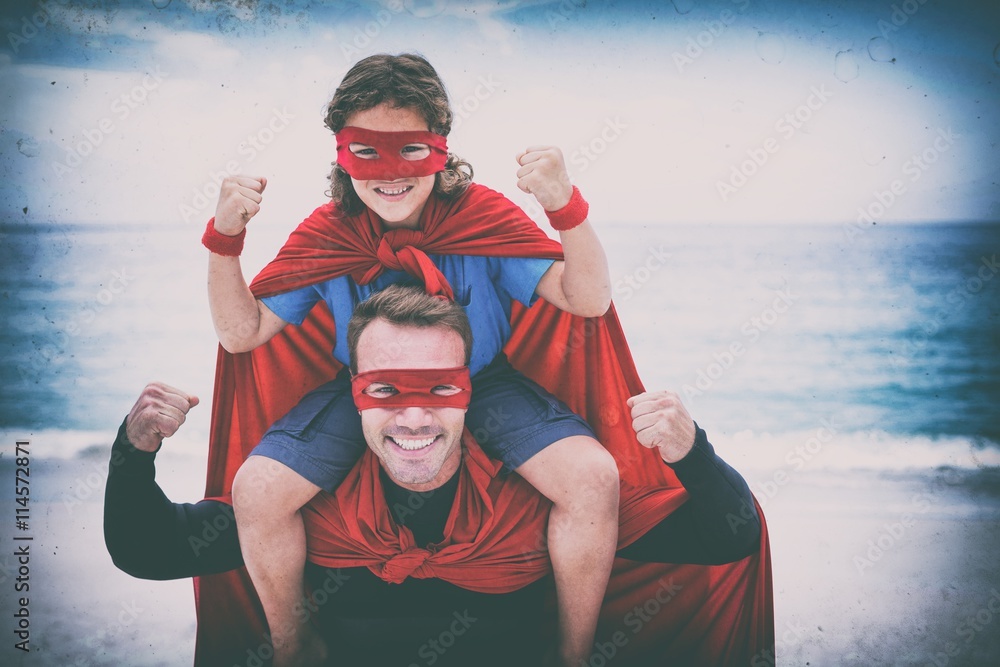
[213,175,267,236]
[125,382,200,453]
[515,146,573,212]
[626,390,696,464]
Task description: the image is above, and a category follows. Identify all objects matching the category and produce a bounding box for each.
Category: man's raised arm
[103,382,244,579]
[618,390,762,565]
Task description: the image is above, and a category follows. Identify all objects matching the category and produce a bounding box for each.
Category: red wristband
[202,218,246,256]
[545,186,589,231]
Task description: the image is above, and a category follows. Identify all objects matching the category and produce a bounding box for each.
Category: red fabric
[335,126,448,180]
[546,184,590,231]
[194,182,773,665]
[351,366,472,411]
[304,432,553,591]
[201,217,245,256]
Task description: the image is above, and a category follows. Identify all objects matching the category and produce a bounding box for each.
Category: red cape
[194,183,774,665]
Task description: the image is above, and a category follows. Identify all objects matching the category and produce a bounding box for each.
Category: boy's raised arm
[517,146,612,318]
[206,175,288,353]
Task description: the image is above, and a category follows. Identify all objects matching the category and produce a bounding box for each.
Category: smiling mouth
[389,435,437,451]
[374,185,413,197]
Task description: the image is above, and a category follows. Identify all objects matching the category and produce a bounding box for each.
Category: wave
[0,426,212,461]
[6,426,997,474]
[715,428,1000,473]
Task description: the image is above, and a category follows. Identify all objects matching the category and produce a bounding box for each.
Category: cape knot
[379,547,432,584]
[375,237,406,271]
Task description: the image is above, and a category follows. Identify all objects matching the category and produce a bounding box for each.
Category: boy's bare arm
[207,175,288,353]
[516,147,612,318]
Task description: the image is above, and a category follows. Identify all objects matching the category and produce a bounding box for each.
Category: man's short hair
[346,284,473,373]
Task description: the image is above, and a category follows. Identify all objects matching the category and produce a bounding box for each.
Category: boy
[204,53,618,666]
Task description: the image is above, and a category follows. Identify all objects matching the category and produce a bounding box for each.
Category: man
[105,285,767,666]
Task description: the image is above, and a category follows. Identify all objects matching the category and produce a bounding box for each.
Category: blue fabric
[251,355,594,491]
[261,254,554,375]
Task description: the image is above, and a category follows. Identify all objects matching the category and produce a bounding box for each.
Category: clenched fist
[515,146,573,212]
[213,175,268,236]
[626,390,696,464]
[125,382,200,453]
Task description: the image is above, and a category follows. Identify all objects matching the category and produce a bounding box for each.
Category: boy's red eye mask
[335,126,449,181]
[351,366,472,411]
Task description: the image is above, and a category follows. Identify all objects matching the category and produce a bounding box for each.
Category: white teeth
[376,186,410,196]
[391,436,435,451]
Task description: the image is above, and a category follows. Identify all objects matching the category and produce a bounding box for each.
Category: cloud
[1,0,997,225]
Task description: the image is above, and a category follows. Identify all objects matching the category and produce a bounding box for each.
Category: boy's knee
[567,441,620,512]
[233,456,320,524]
[232,457,270,514]
[232,455,304,519]
[577,440,620,488]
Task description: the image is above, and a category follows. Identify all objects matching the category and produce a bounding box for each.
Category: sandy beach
[3,440,998,666]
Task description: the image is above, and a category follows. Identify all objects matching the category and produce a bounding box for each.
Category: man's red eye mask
[351,366,471,411]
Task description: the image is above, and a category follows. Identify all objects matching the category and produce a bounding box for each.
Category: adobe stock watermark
[569,116,627,175]
[844,127,959,241]
[240,568,352,667]
[727,416,839,533]
[339,0,407,62]
[682,286,796,400]
[581,578,683,667]
[76,600,145,657]
[187,503,237,557]
[517,462,620,565]
[517,117,627,224]
[889,253,997,370]
[877,0,932,40]
[545,0,586,29]
[61,459,122,514]
[672,0,752,73]
[467,403,512,449]
[17,266,137,384]
[0,554,14,586]
[750,619,809,667]
[450,74,502,133]
[852,492,932,575]
[6,6,50,54]
[407,610,478,666]
[178,107,295,223]
[614,246,671,301]
[52,67,169,178]
[717,84,834,202]
[5,0,72,54]
[926,587,1000,666]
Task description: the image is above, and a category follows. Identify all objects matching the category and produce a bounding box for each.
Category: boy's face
[344,104,437,230]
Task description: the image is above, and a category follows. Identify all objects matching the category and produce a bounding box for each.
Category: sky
[0,0,998,227]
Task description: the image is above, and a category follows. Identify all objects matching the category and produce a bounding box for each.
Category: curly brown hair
[324,53,473,215]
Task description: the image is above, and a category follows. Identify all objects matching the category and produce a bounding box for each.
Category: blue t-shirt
[261,254,554,375]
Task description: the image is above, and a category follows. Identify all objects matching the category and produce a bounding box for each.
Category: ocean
[2,219,999,473]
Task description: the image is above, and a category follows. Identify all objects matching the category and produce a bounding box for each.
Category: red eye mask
[351,366,472,411]
[335,126,449,181]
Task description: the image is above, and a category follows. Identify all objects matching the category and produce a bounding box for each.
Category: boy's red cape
[195,183,774,665]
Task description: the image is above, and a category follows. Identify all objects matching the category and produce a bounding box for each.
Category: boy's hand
[626,391,696,464]
[125,382,200,453]
[214,175,268,236]
[515,146,573,212]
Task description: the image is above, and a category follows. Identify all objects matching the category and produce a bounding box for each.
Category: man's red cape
[194,184,774,665]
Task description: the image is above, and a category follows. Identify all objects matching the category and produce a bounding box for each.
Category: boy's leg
[466,356,619,666]
[233,370,365,666]
[232,458,326,666]
[516,436,619,667]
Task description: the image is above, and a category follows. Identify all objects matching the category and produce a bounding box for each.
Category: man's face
[355,319,467,491]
